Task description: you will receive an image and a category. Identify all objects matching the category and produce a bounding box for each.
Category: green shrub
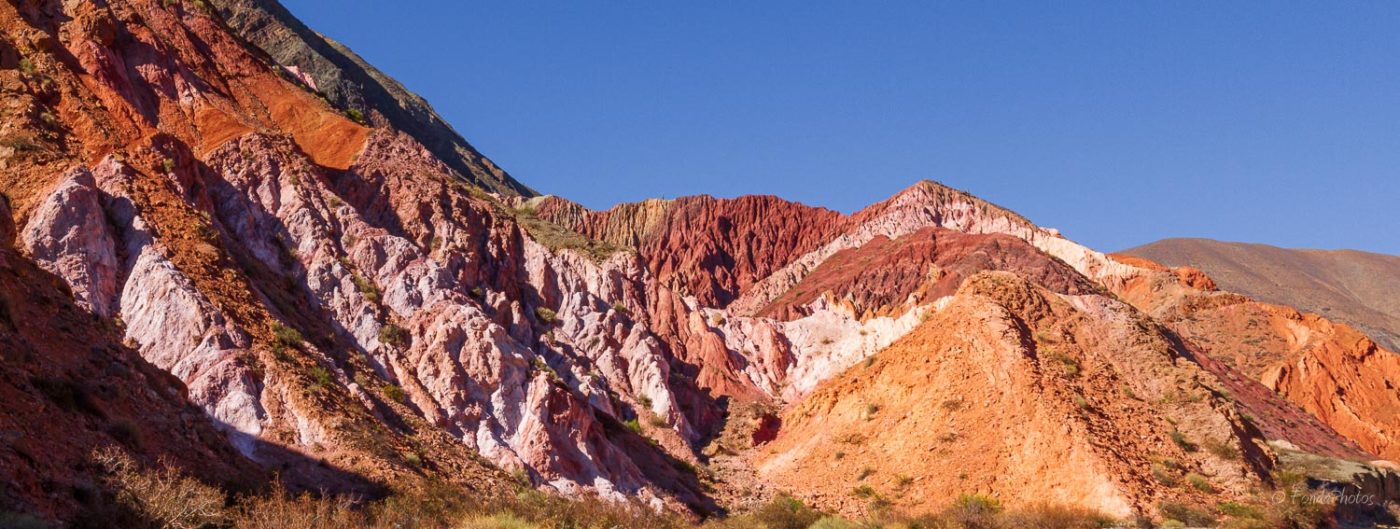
[533,307,556,325]
[309,366,333,390]
[31,377,94,414]
[0,512,47,529]
[353,273,381,303]
[808,516,857,529]
[272,323,303,348]
[1049,352,1080,377]
[378,323,409,347]
[955,493,1003,515]
[1159,501,1215,527]
[1170,430,1198,452]
[346,107,367,125]
[998,503,1114,529]
[1151,463,1179,487]
[750,495,821,529]
[1204,437,1241,460]
[1267,470,1334,528]
[1186,473,1214,493]
[382,384,406,404]
[622,418,642,435]
[1218,501,1262,519]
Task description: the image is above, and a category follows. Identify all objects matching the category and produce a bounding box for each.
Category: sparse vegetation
[509,206,623,262]
[1073,394,1090,410]
[1204,437,1241,460]
[92,447,228,529]
[382,384,406,404]
[78,449,1144,529]
[1169,430,1198,452]
[1185,473,1214,493]
[346,107,367,125]
[1159,500,1216,527]
[530,356,562,385]
[92,446,685,529]
[378,323,409,347]
[352,273,381,303]
[272,323,303,349]
[1151,462,1180,487]
[534,307,557,325]
[623,418,642,435]
[742,495,822,529]
[1048,352,1080,377]
[107,418,143,449]
[309,366,333,391]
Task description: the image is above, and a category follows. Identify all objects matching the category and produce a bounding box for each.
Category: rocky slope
[1124,238,1400,351]
[760,272,1270,519]
[1112,254,1400,464]
[2,0,1399,526]
[207,0,535,197]
[0,196,259,522]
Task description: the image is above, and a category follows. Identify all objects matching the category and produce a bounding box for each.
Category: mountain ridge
[1123,237,1400,351]
[1,1,1397,527]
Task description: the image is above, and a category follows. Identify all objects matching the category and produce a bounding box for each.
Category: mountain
[1123,238,1400,352]
[1,1,1397,528]
[208,0,536,197]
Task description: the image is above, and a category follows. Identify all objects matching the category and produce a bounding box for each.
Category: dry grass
[84,447,1335,529]
[90,446,685,529]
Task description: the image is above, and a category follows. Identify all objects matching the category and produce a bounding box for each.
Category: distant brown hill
[1122,238,1400,351]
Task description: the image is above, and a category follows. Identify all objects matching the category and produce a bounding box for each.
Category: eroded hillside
[2,1,1398,527]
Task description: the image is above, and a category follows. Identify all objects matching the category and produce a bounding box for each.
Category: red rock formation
[2,0,1397,525]
[538,194,848,308]
[760,227,1098,320]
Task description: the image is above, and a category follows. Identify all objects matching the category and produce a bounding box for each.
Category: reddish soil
[760,227,1098,320]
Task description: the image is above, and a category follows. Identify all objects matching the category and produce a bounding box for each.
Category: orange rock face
[1112,254,1400,463]
[758,273,1269,519]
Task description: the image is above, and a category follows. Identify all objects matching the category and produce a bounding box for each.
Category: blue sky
[281,1,1400,254]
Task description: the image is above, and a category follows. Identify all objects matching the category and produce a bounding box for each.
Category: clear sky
[281,1,1400,255]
